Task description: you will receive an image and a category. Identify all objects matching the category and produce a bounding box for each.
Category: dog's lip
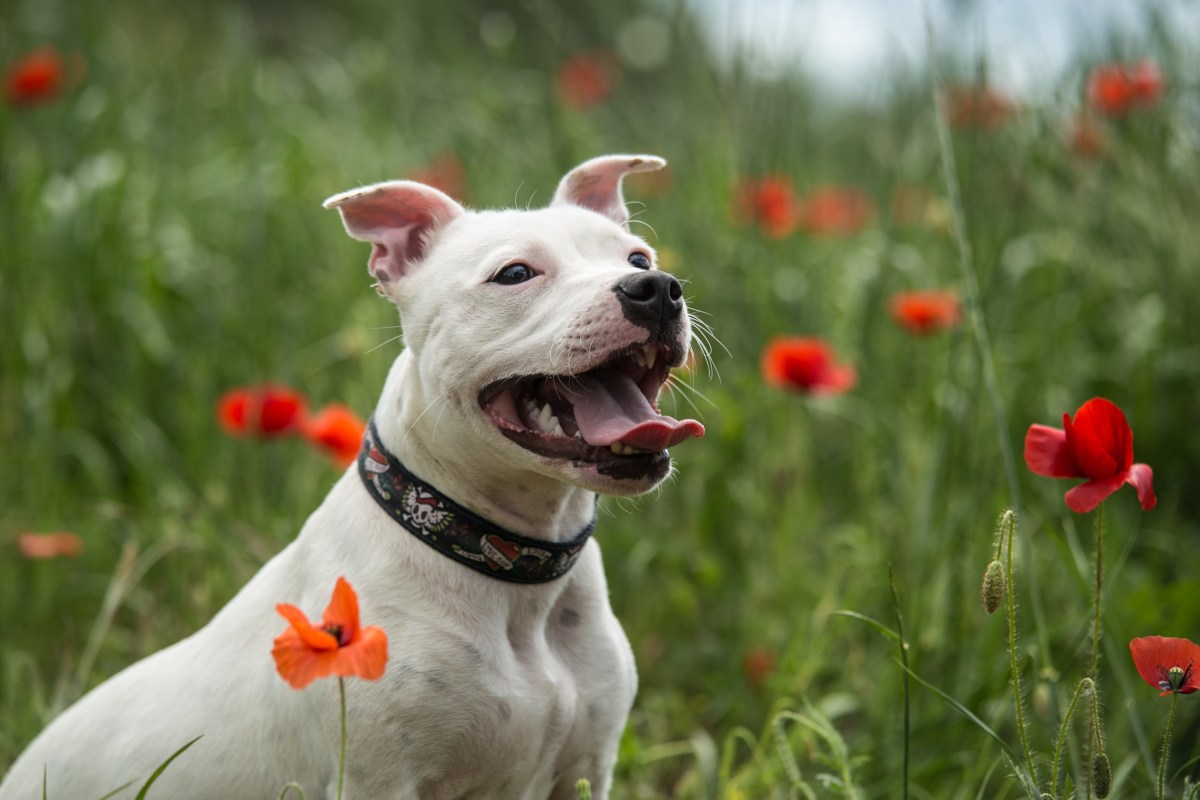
[478,340,703,462]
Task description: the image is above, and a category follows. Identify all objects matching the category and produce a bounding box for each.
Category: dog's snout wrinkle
[613,271,683,333]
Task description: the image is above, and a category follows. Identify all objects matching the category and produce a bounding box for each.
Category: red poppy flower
[17,531,83,559]
[733,175,798,239]
[273,577,388,690]
[889,290,961,336]
[4,46,75,107]
[409,152,467,202]
[217,384,307,438]
[742,646,776,689]
[1024,397,1156,514]
[1130,636,1200,696]
[1088,60,1164,117]
[304,404,366,468]
[762,337,856,395]
[556,50,619,109]
[943,85,1017,130]
[1129,60,1164,105]
[794,186,872,237]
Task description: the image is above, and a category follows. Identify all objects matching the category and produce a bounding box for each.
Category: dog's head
[325,155,703,497]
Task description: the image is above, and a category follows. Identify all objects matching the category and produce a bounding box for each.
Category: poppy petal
[304,405,366,468]
[276,604,339,651]
[1064,476,1125,514]
[1126,463,1157,511]
[1130,636,1200,694]
[1024,424,1079,478]
[333,625,389,682]
[322,577,360,643]
[272,628,338,689]
[17,531,84,559]
[1069,398,1131,478]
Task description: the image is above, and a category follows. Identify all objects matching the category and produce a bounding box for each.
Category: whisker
[364,334,405,355]
[403,395,450,443]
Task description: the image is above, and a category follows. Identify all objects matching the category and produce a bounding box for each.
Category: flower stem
[337,676,347,800]
[1085,503,1105,799]
[1158,692,1178,800]
[1002,511,1038,787]
[1050,677,1093,799]
[888,564,910,800]
[1091,502,1105,681]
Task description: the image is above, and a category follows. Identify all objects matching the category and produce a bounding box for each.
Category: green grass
[3,1,1199,796]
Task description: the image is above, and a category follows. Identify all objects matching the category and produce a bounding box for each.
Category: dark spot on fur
[498,700,512,721]
[559,608,581,627]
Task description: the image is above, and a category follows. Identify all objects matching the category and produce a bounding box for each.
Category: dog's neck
[372,355,597,544]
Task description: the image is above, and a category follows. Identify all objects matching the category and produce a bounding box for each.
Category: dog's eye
[492,264,535,285]
[628,252,651,270]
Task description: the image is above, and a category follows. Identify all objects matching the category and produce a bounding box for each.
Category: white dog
[1,155,704,799]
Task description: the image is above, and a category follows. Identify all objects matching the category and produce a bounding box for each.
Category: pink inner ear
[367,243,393,284]
[326,180,464,284]
[366,223,425,284]
[552,155,665,228]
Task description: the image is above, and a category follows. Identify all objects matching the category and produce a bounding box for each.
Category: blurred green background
[3,0,1199,796]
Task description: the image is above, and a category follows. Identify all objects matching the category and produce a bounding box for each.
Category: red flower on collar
[273,577,388,690]
[1130,636,1200,696]
[1024,397,1156,514]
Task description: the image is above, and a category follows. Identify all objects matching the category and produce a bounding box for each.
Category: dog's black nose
[614,271,684,333]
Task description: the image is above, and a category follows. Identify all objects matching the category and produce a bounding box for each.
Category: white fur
[1,156,685,799]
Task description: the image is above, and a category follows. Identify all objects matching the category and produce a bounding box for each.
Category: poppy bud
[981,559,1006,614]
[1092,751,1112,798]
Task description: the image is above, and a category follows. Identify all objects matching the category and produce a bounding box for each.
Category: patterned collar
[357,418,594,584]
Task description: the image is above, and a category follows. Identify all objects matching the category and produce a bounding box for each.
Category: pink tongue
[564,368,705,450]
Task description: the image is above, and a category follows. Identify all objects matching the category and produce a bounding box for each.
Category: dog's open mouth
[479,342,704,466]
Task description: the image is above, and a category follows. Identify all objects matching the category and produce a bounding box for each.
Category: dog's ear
[551,155,666,229]
[323,181,465,285]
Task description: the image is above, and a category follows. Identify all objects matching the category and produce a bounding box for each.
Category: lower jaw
[498,428,671,483]
[592,450,671,483]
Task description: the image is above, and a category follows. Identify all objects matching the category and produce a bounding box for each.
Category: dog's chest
[359,582,636,798]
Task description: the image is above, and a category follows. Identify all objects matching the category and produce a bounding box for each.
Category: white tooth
[611,444,622,454]
[574,431,584,440]
[538,403,553,427]
[644,346,657,369]
[632,350,644,368]
[552,422,564,436]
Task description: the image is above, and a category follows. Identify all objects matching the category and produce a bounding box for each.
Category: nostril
[614,271,684,331]
[619,277,654,302]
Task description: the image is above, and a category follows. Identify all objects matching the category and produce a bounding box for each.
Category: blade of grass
[893,657,1015,761]
[133,735,202,800]
[830,610,900,643]
[96,782,136,800]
